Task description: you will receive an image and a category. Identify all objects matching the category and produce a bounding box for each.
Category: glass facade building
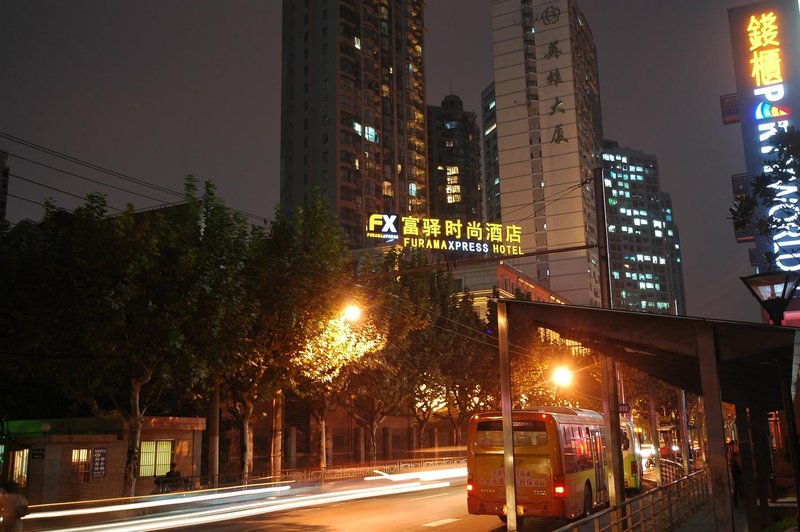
[601,141,686,314]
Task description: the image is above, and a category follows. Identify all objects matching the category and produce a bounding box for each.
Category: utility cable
[11,173,125,212]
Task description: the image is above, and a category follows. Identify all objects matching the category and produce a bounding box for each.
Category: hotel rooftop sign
[366,213,524,255]
[729,0,800,271]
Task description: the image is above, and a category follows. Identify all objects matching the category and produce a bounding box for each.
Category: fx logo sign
[368,214,398,235]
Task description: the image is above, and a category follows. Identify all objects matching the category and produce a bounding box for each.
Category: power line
[11,173,125,212]
[0,131,270,224]
[8,153,173,204]
[0,131,184,198]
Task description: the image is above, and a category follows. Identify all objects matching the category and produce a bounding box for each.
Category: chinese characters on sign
[92,447,107,478]
[366,214,524,256]
[734,5,800,271]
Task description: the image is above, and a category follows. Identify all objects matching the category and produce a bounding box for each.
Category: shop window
[72,448,90,483]
[139,440,174,477]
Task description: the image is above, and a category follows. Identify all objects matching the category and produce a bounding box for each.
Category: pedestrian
[164,463,184,491]
[0,481,29,532]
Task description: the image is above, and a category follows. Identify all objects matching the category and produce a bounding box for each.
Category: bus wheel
[583,483,593,517]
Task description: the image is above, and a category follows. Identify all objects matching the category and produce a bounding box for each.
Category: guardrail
[556,468,710,532]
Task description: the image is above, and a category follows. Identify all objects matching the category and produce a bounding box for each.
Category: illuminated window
[139,440,173,477]
[12,449,28,487]
[447,194,462,203]
[489,100,496,109]
[445,139,454,147]
[354,36,361,50]
[72,448,90,483]
[365,126,379,143]
[446,165,459,176]
[409,183,417,197]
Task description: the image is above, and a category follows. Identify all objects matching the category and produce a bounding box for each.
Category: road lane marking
[409,492,450,501]
[422,518,459,527]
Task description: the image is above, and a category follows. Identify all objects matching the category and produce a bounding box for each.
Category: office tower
[482,83,501,223]
[280,0,427,247]
[489,0,604,306]
[601,141,687,315]
[426,95,482,221]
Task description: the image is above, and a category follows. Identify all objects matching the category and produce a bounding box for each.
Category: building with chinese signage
[280,0,427,248]
[728,0,800,273]
[488,0,603,306]
[601,141,686,315]
[365,213,524,256]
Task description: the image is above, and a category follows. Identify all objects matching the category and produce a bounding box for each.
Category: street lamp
[740,269,800,530]
[740,270,800,325]
[552,365,574,388]
[343,303,362,323]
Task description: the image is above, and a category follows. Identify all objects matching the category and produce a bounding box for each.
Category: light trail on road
[35,480,453,531]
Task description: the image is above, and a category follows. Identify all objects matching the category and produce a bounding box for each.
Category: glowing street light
[552,366,573,388]
[343,304,362,323]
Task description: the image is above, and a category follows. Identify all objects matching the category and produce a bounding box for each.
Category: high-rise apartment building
[481,83,501,223]
[489,0,604,306]
[426,95,482,221]
[280,0,427,247]
[601,141,686,315]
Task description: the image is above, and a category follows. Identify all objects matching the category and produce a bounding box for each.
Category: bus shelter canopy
[502,300,800,411]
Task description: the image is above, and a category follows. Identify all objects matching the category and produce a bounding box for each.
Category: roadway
[178,485,562,532]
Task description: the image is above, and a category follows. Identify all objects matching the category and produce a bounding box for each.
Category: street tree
[339,249,432,462]
[223,190,352,477]
[730,126,800,269]
[294,309,385,469]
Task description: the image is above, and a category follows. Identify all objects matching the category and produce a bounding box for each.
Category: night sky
[0,1,760,322]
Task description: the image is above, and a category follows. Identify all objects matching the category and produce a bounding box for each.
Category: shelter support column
[733,394,759,531]
[647,376,663,485]
[777,356,800,531]
[750,402,774,525]
[677,388,691,476]
[600,354,625,507]
[695,322,734,531]
[497,300,518,531]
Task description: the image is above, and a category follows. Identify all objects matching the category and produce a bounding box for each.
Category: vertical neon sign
[730,1,800,272]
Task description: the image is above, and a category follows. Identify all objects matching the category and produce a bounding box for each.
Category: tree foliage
[729,126,800,268]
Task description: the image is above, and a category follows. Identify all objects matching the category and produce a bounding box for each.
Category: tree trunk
[417,420,428,451]
[124,413,143,497]
[271,390,284,477]
[319,398,329,470]
[367,423,378,464]
[240,408,253,481]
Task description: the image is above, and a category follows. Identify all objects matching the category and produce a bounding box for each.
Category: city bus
[620,417,643,492]
[466,407,641,524]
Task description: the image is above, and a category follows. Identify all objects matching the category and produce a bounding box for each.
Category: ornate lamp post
[741,270,800,530]
[741,271,800,325]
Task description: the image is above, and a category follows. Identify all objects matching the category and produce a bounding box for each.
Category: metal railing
[556,468,710,532]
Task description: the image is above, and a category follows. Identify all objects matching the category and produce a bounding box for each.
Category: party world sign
[366,213,525,256]
[729,0,800,271]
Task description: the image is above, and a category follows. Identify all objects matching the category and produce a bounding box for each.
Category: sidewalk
[676,499,798,531]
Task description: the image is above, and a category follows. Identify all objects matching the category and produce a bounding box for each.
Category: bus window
[620,427,630,451]
[474,419,548,450]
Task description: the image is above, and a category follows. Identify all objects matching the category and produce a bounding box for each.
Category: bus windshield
[475,419,549,449]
